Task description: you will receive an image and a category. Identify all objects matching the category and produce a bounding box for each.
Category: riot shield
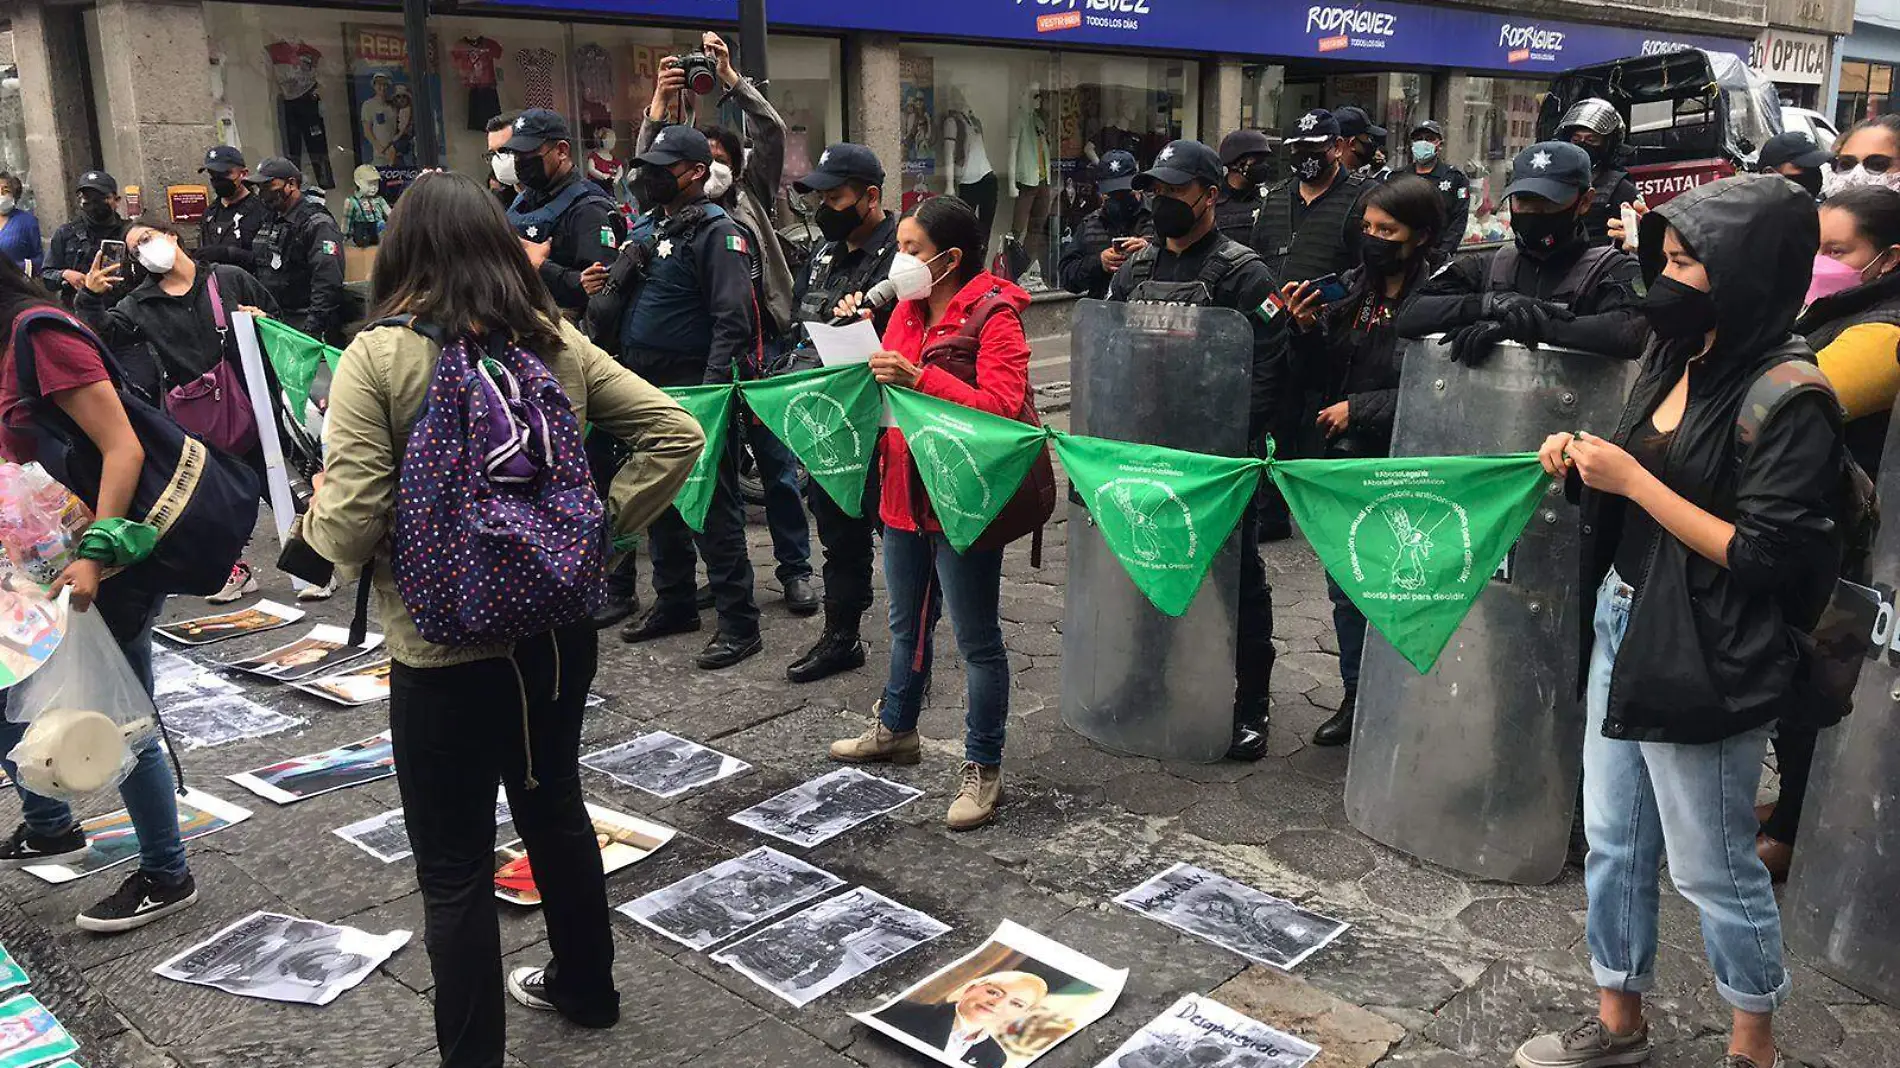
[1785,404,1900,1005]
[1346,338,1639,885]
[1060,299,1255,763]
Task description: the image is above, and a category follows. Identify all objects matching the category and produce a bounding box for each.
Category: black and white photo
[713,887,950,1007]
[153,651,240,702]
[161,694,301,750]
[1093,994,1320,1068]
[619,847,844,950]
[334,791,514,864]
[729,768,924,847]
[1114,864,1348,971]
[581,731,749,798]
[154,911,410,1006]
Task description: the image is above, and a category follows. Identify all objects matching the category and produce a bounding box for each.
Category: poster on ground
[160,694,302,750]
[224,624,383,682]
[1092,994,1320,1068]
[713,886,949,1008]
[22,788,253,884]
[493,804,675,906]
[580,731,749,798]
[0,944,25,996]
[619,846,844,951]
[729,768,923,848]
[853,920,1128,1068]
[227,731,395,805]
[154,911,410,1006]
[291,657,392,707]
[0,993,77,1068]
[0,585,65,691]
[1114,863,1348,971]
[155,601,303,646]
[335,790,512,864]
[153,651,241,702]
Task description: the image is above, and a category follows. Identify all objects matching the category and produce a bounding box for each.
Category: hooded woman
[1521,175,1841,1068]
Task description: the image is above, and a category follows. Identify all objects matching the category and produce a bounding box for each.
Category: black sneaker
[76,869,198,933]
[508,966,555,1011]
[0,821,89,868]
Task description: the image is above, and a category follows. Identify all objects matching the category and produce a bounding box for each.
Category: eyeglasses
[1833,154,1896,174]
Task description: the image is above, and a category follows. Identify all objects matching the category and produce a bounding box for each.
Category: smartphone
[1619,203,1641,251]
[97,239,127,267]
[1114,237,1143,251]
[1311,273,1349,304]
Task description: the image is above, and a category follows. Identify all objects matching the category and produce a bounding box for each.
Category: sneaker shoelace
[1562,1017,1607,1050]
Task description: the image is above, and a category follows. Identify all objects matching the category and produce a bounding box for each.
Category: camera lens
[688,66,718,95]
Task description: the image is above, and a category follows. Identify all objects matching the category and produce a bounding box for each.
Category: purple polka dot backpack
[386,318,606,646]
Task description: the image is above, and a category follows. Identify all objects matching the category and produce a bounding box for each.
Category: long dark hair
[370,170,564,356]
[1823,185,1900,249]
[0,256,57,334]
[1343,174,1445,307]
[909,196,987,285]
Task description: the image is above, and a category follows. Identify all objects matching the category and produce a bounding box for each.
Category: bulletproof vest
[621,203,728,360]
[1254,170,1366,285]
[1579,167,1629,247]
[1123,237,1261,307]
[795,232,898,326]
[1486,242,1624,310]
[1215,187,1263,245]
[253,200,325,311]
[506,177,611,243]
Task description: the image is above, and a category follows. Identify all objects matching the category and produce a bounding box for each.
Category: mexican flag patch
[320,239,339,256]
[600,225,615,246]
[725,234,750,255]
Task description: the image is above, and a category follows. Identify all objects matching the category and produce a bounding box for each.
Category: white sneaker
[297,577,337,602]
[507,966,555,1011]
[205,562,258,605]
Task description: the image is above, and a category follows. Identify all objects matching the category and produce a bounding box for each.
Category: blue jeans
[1582,568,1788,1014]
[744,419,814,587]
[877,528,1009,766]
[1325,573,1366,692]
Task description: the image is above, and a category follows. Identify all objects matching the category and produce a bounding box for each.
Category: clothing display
[266,39,322,102]
[452,36,503,131]
[575,44,614,131]
[586,148,621,195]
[345,194,391,248]
[780,128,813,199]
[960,173,999,239]
[269,40,333,189]
[1009,95,1053,188]
[941,108,993,189]
[517,47,557,110]
[1011,181,1052,277]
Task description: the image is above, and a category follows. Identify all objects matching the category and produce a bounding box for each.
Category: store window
[1452,75,1545,248]
[1837,60,1895,132]
[895,41,1197,291]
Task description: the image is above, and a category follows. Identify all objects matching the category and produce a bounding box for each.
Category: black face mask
[260,186,291,215]
[80,200,114,225]
[516,150,556,192]
[1790,168,1824,199]
[815,198,866,242]
[1101,192,1140,228]
[636,165,681,208]
[1360,234,1410,276]
[210,176,241,201]
[1512,209,1579,257]
[1574,140,1606,168]
[1292,152,1331,183]
[1643,275,1720,341]
[1151,191,1205,241]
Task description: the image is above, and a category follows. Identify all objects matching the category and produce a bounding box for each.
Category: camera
[666,52,720,96]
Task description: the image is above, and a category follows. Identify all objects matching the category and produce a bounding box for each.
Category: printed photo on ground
[155,601,304,646]
[712,886,949,1008]
[580,731,749,798]
[0,992,78,1068]
[154,911,411,1007]
[290,657,393,706]
[729,768,924,847]
[619,846,845,951]
[1114,863,1348,971]
[853,920,1128,1068]
[227,731,396,805]
[160,694,301,750]
[1092,993,1320,1068]
[0,943,26,997]
[22,788,253,884]
[153,651,241,702]
[334,790,513,865]
[224,624,384,682]
[493,803,676,906]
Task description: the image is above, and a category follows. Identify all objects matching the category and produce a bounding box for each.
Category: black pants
[1235,504,1276,715]
[648,431,760,638]
[1763,723,1819,845]
[280,93,334,189]
[808,465,880,621]
[389,624,617,1067]
[586,430,640,599]
[960,174,1000,244]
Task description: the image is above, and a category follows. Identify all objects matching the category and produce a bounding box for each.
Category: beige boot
[946,761,1002,830]
[829,706,921,765]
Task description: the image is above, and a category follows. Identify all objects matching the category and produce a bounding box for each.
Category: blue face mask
[1412,140,1437,164]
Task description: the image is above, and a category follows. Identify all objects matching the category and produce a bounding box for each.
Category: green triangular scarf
[884,387,1048,553]
[738,364,882,518]
[254,315,343,418]
[661,384,735,533]
[1269,453,1550,673]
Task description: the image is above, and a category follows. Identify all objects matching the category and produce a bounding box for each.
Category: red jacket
[878,270,1033,533]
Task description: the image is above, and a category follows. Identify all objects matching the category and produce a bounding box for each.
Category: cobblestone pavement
[2,495,1893,1068]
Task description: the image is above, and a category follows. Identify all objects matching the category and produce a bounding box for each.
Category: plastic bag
[5,594,157,802]
[0,462,92,585]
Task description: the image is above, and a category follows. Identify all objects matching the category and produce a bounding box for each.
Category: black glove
[1480,291,1539,319]
[1496,300,1553,347]
[1444,320,1507,366]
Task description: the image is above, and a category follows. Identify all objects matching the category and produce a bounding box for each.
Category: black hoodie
[1578,175,1845,744]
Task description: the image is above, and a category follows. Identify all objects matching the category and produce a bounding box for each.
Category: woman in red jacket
[827,196,1031,831]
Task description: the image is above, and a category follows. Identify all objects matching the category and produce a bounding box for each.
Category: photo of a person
[874,971,1048,1068]
[229,732,396,804]
[294,657,394,706]
[156,602,301,646]
[155,910,409,1006]
[229,625,380,682]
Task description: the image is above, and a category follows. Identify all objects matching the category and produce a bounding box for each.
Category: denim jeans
[1325,573,1366,692]
[0,585,187,882]
[876,528,1009,765]
[743,419,814,587]
[1582,568,1789,1014]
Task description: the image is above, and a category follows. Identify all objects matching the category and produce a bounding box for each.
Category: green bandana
[738,364,883,518]
[255,315,343,418]
[884,387,1048,553]
[1053,432,1265,616]
[661,384,736,533]
[1269,453,1550,672]
[76,517,160,567]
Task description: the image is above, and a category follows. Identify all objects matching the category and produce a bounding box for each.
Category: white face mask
[888,249,952,301]
[492,151,519,187]
[705,160,734,200]
[136,236,177,274]
[1823,163,1900,198]
[0,196,15,216]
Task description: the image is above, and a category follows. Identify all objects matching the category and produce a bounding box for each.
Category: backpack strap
[1566,245,1624,306]
[1197,239,1261,290]
[367,313,447,347]
[10,307,120,403]
[1735,352,1839,453]
[1124,243,1159,289]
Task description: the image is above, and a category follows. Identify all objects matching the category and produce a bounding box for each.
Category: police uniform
[247,157,347,344]
[502,109,625,316]
[1556,99,1640,248]
[1406,122,1470,258]
[1107,139,1286,761]
[617,126,763,666]
[1214,130,1275,245]
[41,170,131,321]
[1395,141,1646,362]
[194,146,269,272]
[1057,150,1154,300]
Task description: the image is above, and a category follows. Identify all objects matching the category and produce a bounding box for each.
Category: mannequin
[1008,82,1054,285]
[942,87,997,238]
[344,165,390,248]
[586,128,621,195]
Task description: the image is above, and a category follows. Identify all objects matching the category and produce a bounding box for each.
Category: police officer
[1057,150,1153,299]
[1336,106,1389,179]
[776,142,900,684]
[1757,130,1830,200]
[41,170,130,318]
[1395,141,1645,364]
[1214,131,1273,243]
[1109,139,1287,762]
[195,146,268,271]
[1405,121,1470,258]
[247,156,347,344]
[499,108,624,317]
[1556,98,1641,247]
[612,125,764,671]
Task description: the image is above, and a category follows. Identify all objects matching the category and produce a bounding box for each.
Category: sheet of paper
[807,319,896,427]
